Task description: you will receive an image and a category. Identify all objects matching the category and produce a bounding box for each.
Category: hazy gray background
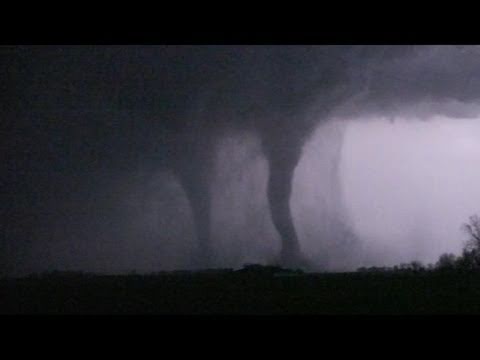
[15,114,480,274]
[342,115,480,267]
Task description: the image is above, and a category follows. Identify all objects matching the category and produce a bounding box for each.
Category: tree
[435,253,457,271]
[462,214,480,252]
[409,261,424,272]
[458,214,480,271]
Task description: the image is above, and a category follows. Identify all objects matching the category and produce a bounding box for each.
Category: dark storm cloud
[2,45,480,274]
[4,45,478,171]
[337,46,480,118]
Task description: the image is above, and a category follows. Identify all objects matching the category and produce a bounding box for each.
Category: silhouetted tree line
[357,260,429,274]
[238,263,304,275]
[357,214,480,274]
[24,264,303,279]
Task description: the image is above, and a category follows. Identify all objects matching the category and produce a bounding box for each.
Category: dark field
[2,269,480,314]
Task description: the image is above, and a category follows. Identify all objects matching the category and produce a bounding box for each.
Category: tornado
[258,115,316,267]
[265,144,303,266]
[166,124,217,268]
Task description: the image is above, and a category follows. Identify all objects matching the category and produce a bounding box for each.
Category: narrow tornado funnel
[169,127,216,268]
[261,123,308,268]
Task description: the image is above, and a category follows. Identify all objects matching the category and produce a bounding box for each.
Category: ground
[2,269,480,314]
